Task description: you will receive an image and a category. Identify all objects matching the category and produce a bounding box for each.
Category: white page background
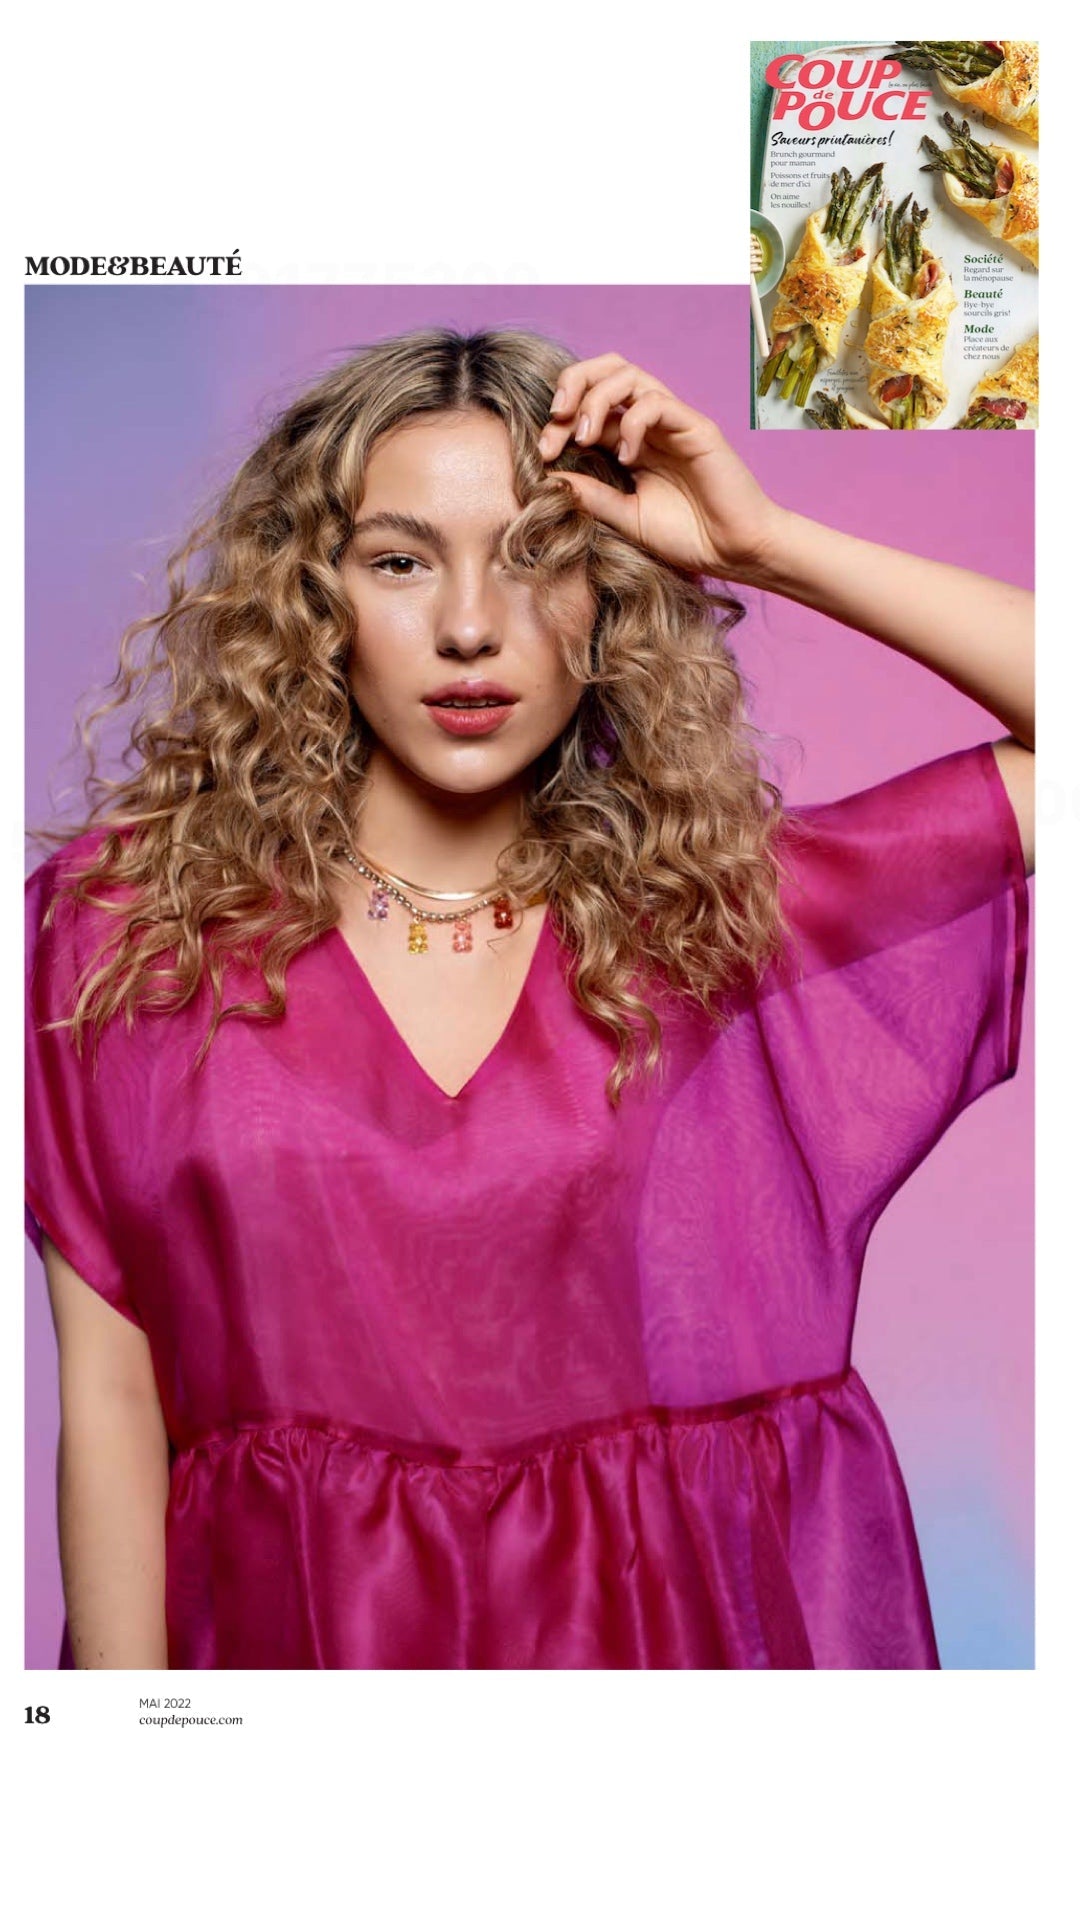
[3,8,1073,1915]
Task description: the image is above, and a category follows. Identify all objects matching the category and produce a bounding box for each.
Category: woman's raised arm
[43,1234,170,1669]
[749,511,1035,874]
[748,512,1034,753]
[539,352,1035,870]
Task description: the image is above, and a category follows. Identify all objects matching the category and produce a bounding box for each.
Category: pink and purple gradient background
[24,285,1034,1668]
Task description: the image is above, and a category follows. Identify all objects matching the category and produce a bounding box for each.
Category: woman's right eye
[372,553,423,578]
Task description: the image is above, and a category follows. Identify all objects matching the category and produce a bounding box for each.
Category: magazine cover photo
[751,41,1038,429]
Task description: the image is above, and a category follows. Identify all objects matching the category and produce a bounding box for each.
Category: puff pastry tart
[758,164,882,409]
[864,198,958,427]
[955,334,1038,429]
[922,114,1038,269]
[897,41,1038,144]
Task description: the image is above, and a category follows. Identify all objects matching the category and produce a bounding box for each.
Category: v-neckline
[326,906,555,1103]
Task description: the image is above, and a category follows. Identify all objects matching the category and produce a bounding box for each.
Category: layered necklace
[342,846,540,954]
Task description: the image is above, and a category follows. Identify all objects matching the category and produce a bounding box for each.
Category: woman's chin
[374,739,537,802]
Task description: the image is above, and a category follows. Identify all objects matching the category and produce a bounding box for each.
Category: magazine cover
[750,41,1038,428]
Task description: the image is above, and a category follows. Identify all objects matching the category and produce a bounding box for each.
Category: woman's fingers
[541,355,717,466]
[539,386,696,466]
[553,469,642,542]
[612,391,668,464]
[538,411,622,463]
[549,353,667,419]
[559,366,677,447]
[549,355,673,437]
[564,366,671,437]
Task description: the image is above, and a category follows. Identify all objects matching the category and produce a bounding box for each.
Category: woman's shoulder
[766,742,1020,978]
[774,741,1000,843]
[26,820,142,964]
[27,817,140,889]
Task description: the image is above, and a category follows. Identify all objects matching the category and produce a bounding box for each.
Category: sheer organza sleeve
[766,741,1029,1247]
[25,837,143,1327]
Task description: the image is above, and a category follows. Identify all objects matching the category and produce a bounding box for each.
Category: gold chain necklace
[342,847,518,955]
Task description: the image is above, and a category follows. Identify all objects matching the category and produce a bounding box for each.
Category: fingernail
[551,387,567,414]
[574,414,590,443]
[617,440,629,463]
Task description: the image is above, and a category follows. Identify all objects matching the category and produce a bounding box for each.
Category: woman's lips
[422,681,519,738]
[425,703,515,737]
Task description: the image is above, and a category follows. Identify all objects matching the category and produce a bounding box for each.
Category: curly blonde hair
[32,326,791,1105]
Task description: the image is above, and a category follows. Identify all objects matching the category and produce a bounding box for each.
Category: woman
[26,328,1033,1670]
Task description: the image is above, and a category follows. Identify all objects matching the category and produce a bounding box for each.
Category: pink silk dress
[25,742,1029,1669]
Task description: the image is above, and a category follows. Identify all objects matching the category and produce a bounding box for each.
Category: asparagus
[757,352,781,397]
[758,337,799,398]
[806,392,855,430]
[793,344,819,408]
[909,204,929,281]
[823,167,850,240]
[821,162,883,248]
[780,351,805,401]
[882,193,916,294]
[760,162,881,408]
[759,330,820,410]
[889,196,912,288]
[838,171,863,241]
[920,115,999,198]
[948,114,998,179]
[895,41,1003,86]
[921,149,990,197]
[878,197,936,426]
[881,200,893,287]
[881,194,933,296]
[841,161,884,248]
[956,408,1018,430]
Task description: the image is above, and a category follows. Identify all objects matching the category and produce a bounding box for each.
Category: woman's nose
[436,565,502,657]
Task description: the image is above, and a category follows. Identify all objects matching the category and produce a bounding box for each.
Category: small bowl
[750,210,785,296]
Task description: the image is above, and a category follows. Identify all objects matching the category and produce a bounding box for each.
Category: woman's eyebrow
[350,511,513,555]
[351,511,447,554]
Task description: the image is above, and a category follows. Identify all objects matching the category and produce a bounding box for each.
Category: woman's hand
[537,352,783,582]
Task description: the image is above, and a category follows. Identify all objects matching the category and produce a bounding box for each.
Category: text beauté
[767,53,932,132]
[26,252,241,278]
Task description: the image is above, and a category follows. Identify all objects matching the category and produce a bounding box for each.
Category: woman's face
[340,409,593,797]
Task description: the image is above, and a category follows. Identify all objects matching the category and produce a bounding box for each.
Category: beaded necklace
[342,847,521,954]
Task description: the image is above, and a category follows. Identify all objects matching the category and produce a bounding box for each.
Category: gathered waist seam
[173,1365,855,1474]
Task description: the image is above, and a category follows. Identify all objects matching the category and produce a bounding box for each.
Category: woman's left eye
[373,553,422,577]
